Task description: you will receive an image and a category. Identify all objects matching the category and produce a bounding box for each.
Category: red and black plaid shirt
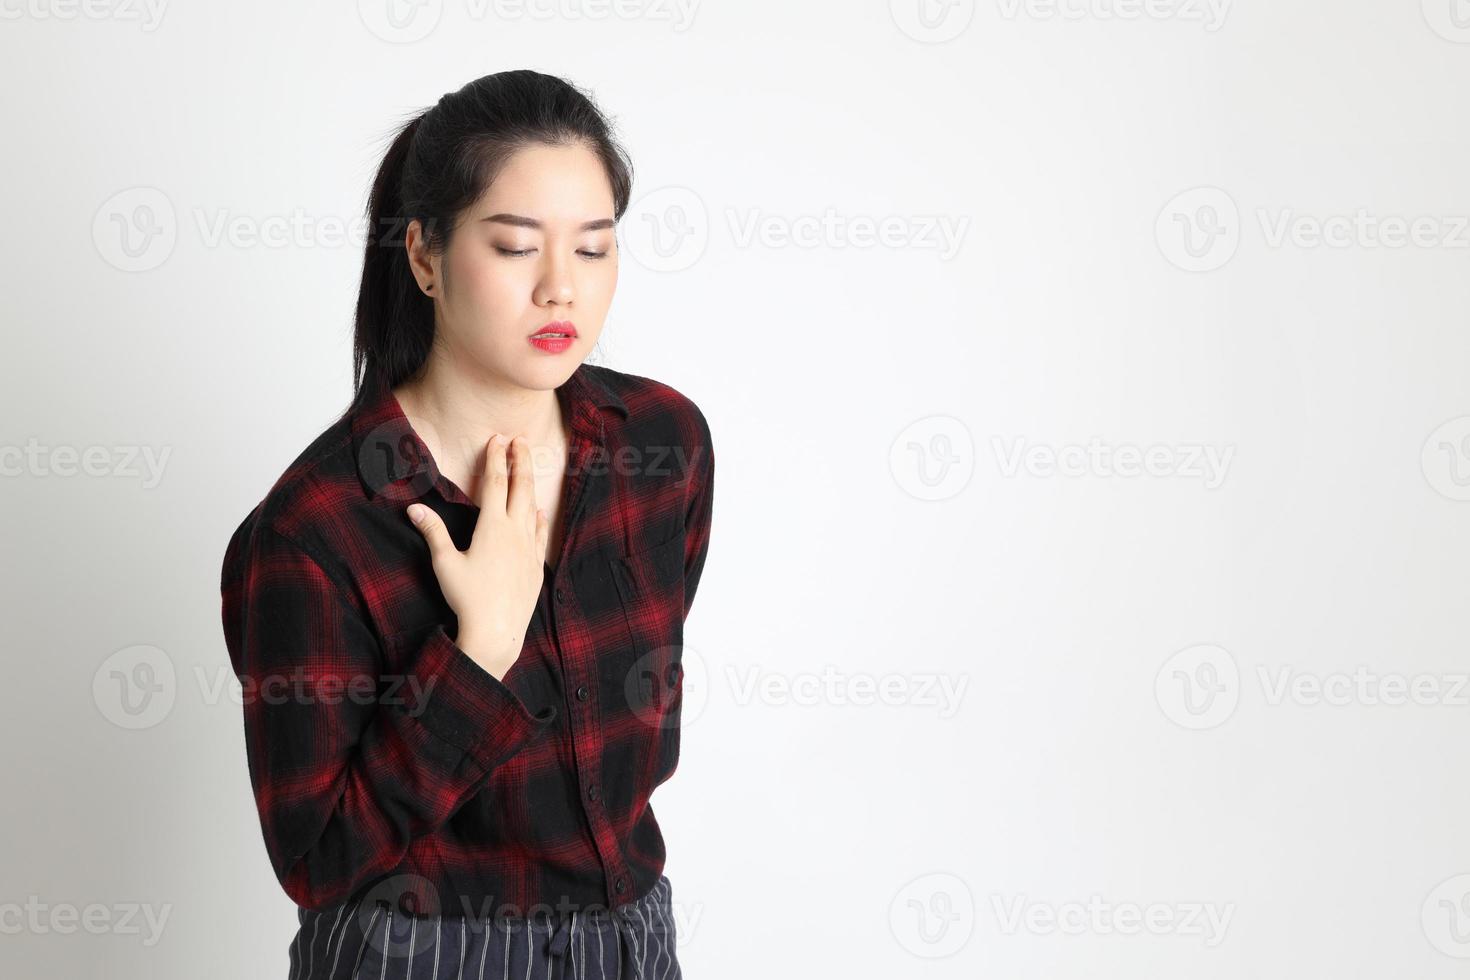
[219,362,713,918]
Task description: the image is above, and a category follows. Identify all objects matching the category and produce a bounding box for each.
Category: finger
[475,433,510,516]
[406,502,457,563]
[535,507,549,558]
[505,435,535,518]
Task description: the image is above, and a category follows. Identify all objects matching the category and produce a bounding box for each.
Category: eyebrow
[480,213,616,232]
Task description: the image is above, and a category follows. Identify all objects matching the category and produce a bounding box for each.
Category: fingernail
[407,503,425,523]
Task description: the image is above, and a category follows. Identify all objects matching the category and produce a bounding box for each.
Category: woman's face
[408,141,619,390]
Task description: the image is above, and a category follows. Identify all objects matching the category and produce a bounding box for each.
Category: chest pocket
[607,533,687,747]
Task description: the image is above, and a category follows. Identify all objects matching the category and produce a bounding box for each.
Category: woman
[220,69,714,980]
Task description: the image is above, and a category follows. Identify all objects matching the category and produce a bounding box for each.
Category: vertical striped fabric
[286,876,680,980]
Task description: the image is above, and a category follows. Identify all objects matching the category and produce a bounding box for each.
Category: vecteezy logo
[889,0,975,43]
[1422,873,1470,957]
[1154,643,1239,730]
[622,186,708,272]
[889,415,975,502]
[1423,0,1470,42]
[93,187,177,272]
[1156,186,1240,272]
[93,644,177,730]
[889,872,975,958]
[357,416,442,503]
[1421,416,1470,501]
[357,0,442,42]
[624,644,709,729]
[356,873,444,958]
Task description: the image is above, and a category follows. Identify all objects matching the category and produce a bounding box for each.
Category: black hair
[351,69,634,399]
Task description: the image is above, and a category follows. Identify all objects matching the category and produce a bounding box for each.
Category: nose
[533,253,575,307]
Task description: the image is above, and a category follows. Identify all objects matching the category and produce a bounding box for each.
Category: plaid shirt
[219,362,713,917]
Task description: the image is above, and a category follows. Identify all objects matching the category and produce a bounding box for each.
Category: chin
[507,354,580,389]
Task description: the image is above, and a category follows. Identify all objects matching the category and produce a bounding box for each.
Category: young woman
[220,69,714,980]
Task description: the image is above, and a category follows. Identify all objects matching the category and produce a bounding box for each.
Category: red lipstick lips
[528,320,577,354]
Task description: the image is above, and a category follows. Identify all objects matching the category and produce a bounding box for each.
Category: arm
[220,519,553,911]
[681,405,714,620]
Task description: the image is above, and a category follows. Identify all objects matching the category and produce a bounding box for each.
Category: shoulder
[220,409,364,587]
[583,363,713,451]
[585,364,714,510]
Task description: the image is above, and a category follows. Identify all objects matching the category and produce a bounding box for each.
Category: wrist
[454,626,516,679]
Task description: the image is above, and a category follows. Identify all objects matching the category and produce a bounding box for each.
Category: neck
[392,355,568,488]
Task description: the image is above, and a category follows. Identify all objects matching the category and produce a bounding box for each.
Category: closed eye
[495,247,611,260]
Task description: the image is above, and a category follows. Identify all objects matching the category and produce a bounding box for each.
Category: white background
[3,0,1470,977]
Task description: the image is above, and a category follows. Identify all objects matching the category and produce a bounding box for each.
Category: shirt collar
[350,363,628,504]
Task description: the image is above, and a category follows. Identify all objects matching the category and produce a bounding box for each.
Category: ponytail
[353,111,431,402]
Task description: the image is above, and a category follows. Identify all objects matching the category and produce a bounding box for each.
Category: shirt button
[666,665,680,685]
[576,685,590,701]
[587,784,600,801]
[555,587,567,604]
[615,877,627,894]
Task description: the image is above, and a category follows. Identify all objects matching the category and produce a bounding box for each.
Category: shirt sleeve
[220,519,554,912]
[681,406,714,620]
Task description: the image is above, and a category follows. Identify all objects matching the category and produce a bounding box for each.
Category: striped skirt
[286,876,680,980]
